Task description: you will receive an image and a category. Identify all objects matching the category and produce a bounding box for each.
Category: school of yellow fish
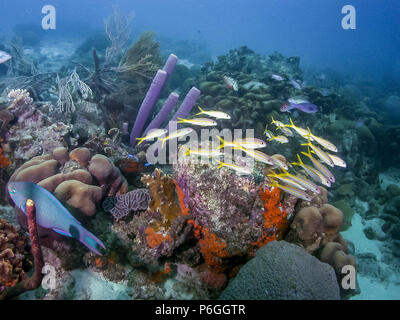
[136,106,346,202]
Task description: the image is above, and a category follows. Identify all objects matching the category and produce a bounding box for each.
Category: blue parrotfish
[7,181,106,255]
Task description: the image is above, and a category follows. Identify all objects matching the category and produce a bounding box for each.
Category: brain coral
[218,240,340,300]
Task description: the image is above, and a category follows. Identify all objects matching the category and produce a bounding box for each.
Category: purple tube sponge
[130,69,168,147]
[143,92,179,136]
[163,54,178,75]
[169,87,201,124]
[148,86,201,155]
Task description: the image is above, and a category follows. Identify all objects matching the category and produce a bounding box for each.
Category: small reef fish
[285,173,321,194]
[216,160,252,175]
[291,154,331,187]
[301,139,334,167]
[327,153,347,168]
[301,149,335,183]
[136,128,168,146]
[159,127,194,147]
[0,50,12,64]
[288,96,310,105]
[270,117,294,137]
[232,145,274,165]
[280,102,318,113]
[289,79,302,89]
[268,181,312,202]
[271,155,289,170]
[182,146,222,158]
[7,181,105,255]
[271,74,284,81]
[264,129,289,144]
[308,133,338,153]
[270,170,320,194]
[223,75,238,91]
[267,172,306,191]
[177,117,217,127]
[196,106,231,120]
[285,118,312,139]
[216,136,266,149]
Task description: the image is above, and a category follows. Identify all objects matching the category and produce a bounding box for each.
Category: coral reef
[0,219,31,295]
[102,188,150,220]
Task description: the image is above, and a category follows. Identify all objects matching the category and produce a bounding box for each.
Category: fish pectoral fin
[52,227,72,238]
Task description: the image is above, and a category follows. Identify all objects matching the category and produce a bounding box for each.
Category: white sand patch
[342,212,400,299]
[70,269,131,300]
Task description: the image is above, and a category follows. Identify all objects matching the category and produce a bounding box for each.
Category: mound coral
[9,146,127,247]
[219,241,340,300]
[285,204,345,253]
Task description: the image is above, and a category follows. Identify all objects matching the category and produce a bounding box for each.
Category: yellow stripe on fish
[177,117,218,127]
[309,133,338,152]
[301,148,335,183]
[196,106,231,119]
[267,172,306,191]
[232,145,274,165]
[268,180,313,202]
[326,153,347,167]
[280,170,321,194]
[216,136,267,149]
[216,160,252,175]
[158,128,194,148]
[285,118,311,138]
[182,146,222,158]
[291,154,331,187]
[301,137,334,167]
[136,128,167,146]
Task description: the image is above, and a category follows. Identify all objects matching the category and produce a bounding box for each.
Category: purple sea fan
[102,188,150,220]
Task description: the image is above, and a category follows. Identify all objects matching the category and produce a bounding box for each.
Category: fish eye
[9,188,16,195]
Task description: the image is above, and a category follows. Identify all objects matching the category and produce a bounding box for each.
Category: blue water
[0,0,399,81]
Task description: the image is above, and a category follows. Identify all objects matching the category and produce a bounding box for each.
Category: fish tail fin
[289,117,295,127]
[77,225,106,256]
[177,117,185,123]
[270,116,275,125]
[300,140,311,147]
[158,137,167,148]
[216,135,225,149]
[216,160,225,169]
[263,124,268,135]
[296,154,304,166]
[136,138,144,146]
[196,106,204,115]
[181,145,190,156]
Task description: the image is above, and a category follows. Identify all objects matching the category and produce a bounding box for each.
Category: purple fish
[0,50,12,64]
[280,102,318,113]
